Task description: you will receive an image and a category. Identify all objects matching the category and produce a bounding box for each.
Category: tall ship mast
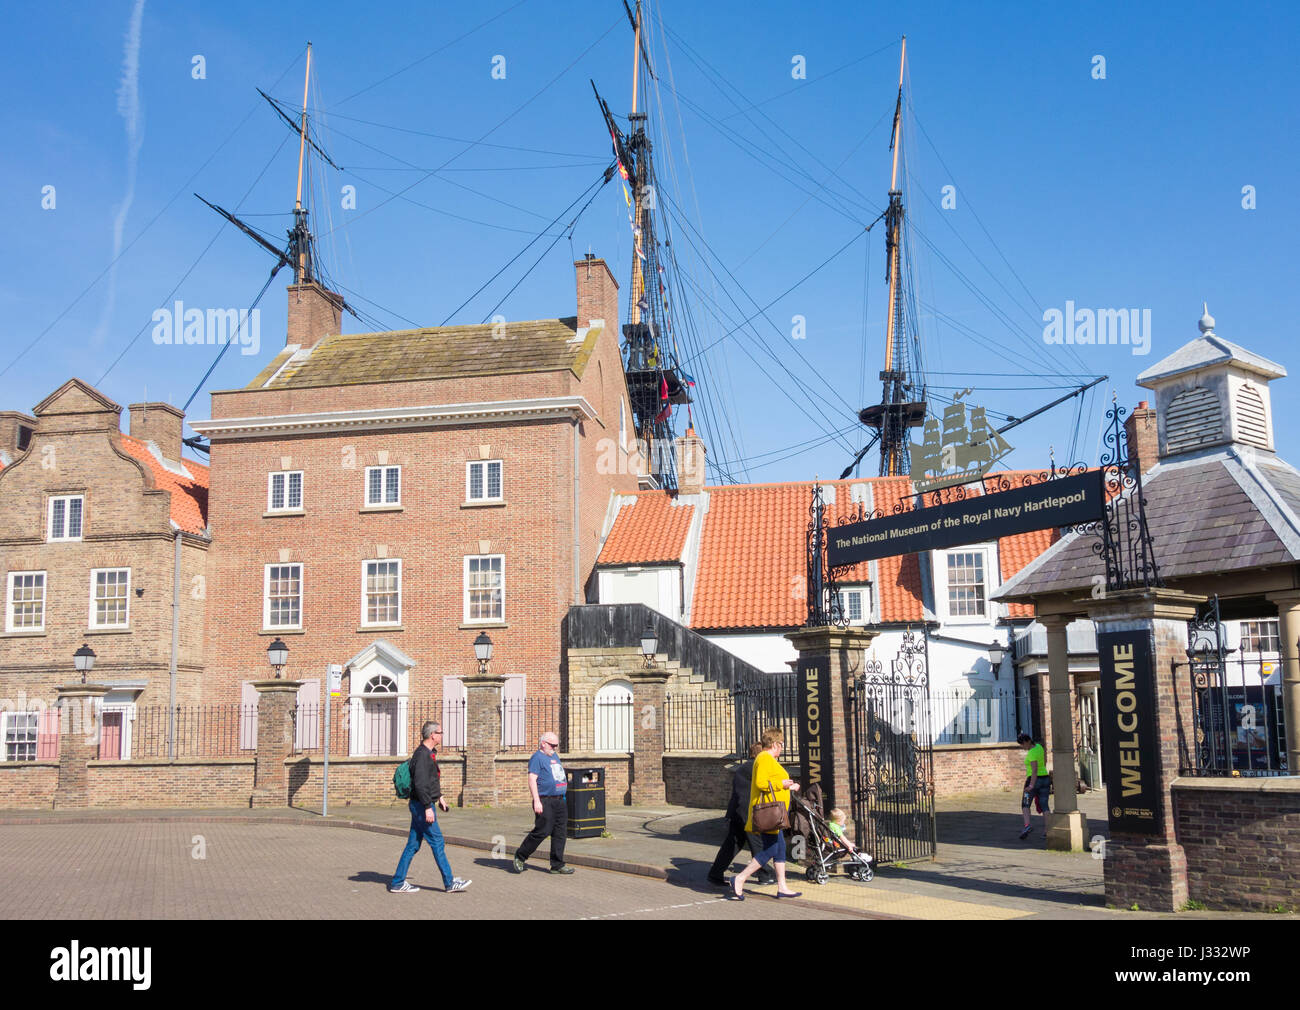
[594,0,692,490]
[857,36,927,476]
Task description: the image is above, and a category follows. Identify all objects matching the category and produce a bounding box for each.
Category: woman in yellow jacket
[730,727,801,900]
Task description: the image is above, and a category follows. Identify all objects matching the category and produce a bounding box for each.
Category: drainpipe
[573,418,581,603]
[169,529,181,760]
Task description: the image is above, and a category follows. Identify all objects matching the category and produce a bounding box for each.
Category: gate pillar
[1084,588,1204,912]
[784,625,877,831]
[1040,613,1088,852]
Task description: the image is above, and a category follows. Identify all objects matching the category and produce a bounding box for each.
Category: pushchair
[789,786,874,885]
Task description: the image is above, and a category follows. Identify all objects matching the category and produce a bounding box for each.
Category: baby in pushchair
[789,784,875,885]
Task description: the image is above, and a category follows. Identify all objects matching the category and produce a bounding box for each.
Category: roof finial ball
[1199,302,1216,336]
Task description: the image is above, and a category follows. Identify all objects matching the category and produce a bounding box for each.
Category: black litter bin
[566,767,606,838]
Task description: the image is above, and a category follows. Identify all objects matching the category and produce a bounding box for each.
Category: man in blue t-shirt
[512,731,573,874]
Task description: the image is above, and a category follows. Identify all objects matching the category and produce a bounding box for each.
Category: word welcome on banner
[827,470,1105,567]
[1097,628,1163,835]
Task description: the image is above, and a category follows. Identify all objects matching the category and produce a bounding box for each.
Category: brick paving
[2,788,1291,919]
[0,821,858,920]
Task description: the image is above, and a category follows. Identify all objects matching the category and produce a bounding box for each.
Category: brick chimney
[574,255,619,331]
[129,402,185,460]
[1124,401,1158,475]
[0,410,36,463]
[675,426,707,495]
[286,281,344,350]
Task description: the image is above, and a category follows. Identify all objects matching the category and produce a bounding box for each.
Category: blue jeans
[747,830,786,867]
[391,800,454,889]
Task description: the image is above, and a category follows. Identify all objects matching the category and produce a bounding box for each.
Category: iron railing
[130,704,258,759]
[1180,655,1288,777]
[733,675,801,755]
[665,692,735,752]
[930,686,1030,745]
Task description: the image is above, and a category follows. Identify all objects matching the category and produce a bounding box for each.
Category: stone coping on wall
[0,761,59,769]
[932,742,1021,753]
[664,750,738,759]
[1172,775,1300,794]
[88,758,255,768]
[285,754,465,765]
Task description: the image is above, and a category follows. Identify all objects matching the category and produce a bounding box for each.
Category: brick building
[189,257,640,756]
[0,380,209,761]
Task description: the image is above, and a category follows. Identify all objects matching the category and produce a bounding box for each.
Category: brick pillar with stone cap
[462,674,503,806]
[783,626,878,837]
[1085,588,1203,912]
[629,667,671,804]
[249,679,301,808]
[54,683,111,809]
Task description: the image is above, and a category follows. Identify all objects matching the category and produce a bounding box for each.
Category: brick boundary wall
[664,753,736,808]
[1173,777,1300,912]
[87,759,255,808]
[932,743,1027,798]
[0,762,59,809]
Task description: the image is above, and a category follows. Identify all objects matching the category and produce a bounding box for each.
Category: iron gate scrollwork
[848,627,936,864]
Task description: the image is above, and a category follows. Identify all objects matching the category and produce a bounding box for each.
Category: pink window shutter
[501,676,526,748]
[240,682,260,751]
[36,708,60,760]
[295,679,320,750]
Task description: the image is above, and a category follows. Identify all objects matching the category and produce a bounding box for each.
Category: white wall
[596,566,682,621]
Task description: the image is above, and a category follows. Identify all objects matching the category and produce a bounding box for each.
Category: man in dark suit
[707,743,775,886]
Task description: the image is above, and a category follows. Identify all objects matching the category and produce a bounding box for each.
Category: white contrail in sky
[94,0,146,345]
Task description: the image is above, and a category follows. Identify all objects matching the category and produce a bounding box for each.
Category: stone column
[54,683,111,809]
[249,679,301,808]
[461,674,503,806]
[1086,588,1203,912]
[1040,614,1087,851]
[629,666,671,804]
[1266,591,1300,773]
[784,626,878,835]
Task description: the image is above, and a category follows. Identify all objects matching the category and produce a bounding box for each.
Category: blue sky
[1,0,1296,485]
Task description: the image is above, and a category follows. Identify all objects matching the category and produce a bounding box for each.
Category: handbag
[752,786,789,833]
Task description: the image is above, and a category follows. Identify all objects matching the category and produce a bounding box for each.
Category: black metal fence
[291,699,467,757]
[665,693,735,752]
[733,674,800,755]
[1180,656,1288,777]
[130,705,257,759]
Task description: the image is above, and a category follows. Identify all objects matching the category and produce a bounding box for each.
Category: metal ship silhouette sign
[909,393,1013,493]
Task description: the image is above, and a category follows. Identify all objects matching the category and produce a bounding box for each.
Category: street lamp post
[73,643,96,684]
[267,638,289,679]
[641,622,658,669]
[474,631,493,675]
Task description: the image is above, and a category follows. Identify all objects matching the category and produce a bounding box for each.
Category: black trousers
[708,815,750,880]
[516,794,567,868]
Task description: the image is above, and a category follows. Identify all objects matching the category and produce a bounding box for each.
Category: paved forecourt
[0,821,864,921]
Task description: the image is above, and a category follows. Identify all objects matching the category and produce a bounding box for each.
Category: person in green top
[1017,732,1050,839]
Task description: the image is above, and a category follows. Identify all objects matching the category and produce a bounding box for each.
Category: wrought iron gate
[847,628,936,863]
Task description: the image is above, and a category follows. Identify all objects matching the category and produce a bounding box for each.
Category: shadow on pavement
[348,871,394,888]
[936,808,1111,849]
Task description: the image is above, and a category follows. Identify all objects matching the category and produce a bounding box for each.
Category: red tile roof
[118,435,210,534]
[600,471,1074,630]
[597,493,694,565]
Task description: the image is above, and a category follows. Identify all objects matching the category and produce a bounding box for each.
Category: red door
[99,711,123,760]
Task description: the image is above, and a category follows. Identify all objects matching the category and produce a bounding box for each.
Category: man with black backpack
[390,721,471,894]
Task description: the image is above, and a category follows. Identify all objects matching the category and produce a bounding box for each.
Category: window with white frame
[362,560,402,626]
[365,465,401,507]
[464,555,504,623]
[1240,619,1281,654]
[267,471,303,512]
[466,460,503,502]
[835,585,871,626]
[89,568,130,628]
[48,495,83,541]
[264,564,302,629]
[7,571,46,632]
[945,549,988,619]
[2,711,37,762]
